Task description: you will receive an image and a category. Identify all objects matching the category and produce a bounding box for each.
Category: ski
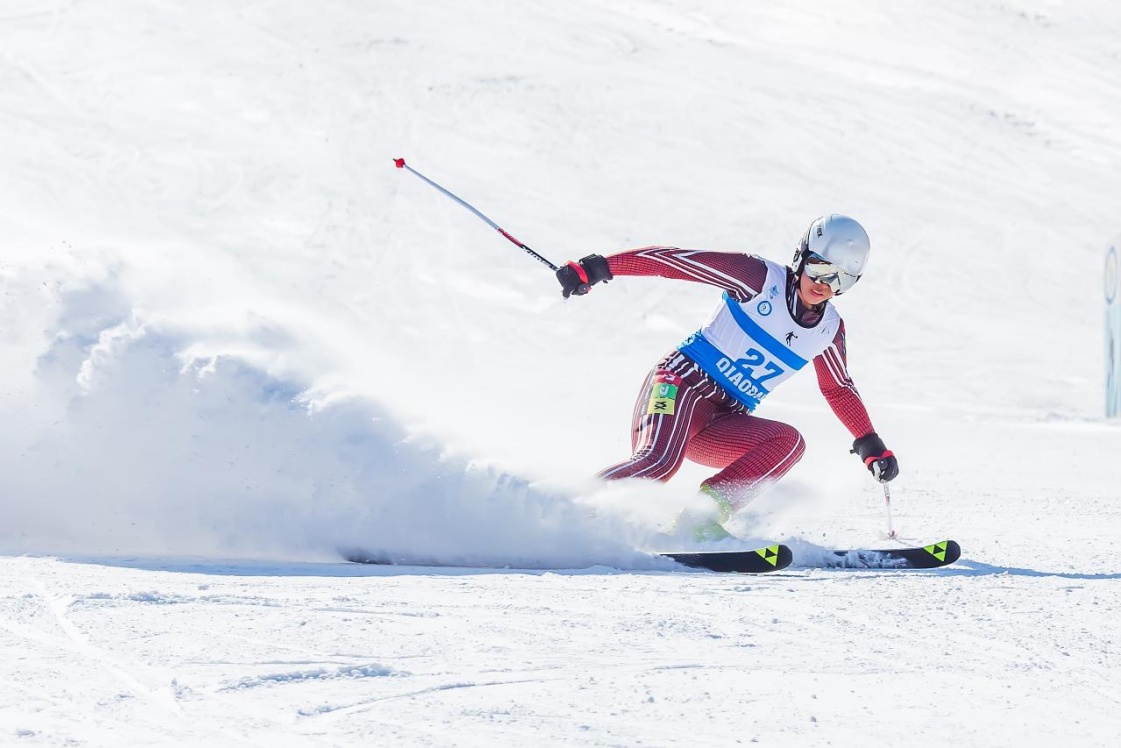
[824,539,961,569]
[660,544,793,574]
[343,541,954,572]
[341,545,794,574]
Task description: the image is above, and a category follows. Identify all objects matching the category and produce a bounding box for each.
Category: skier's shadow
[942,560,1121,581]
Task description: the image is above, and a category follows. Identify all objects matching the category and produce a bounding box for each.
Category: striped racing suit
[596,247,877,512]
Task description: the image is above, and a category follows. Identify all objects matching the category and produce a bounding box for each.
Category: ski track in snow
[3,555,1120,746]
[2,0,1121,745]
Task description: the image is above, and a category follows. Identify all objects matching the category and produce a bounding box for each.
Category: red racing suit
[596,247,877,510]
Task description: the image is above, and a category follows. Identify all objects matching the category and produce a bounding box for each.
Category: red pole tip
[394,158,406,168]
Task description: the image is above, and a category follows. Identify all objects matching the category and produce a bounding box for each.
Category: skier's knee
[761,421,804,460]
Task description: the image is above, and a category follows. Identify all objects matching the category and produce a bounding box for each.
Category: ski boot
[674,484,735,542]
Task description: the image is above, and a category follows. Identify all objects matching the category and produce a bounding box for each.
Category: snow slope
[2,0,1120,745]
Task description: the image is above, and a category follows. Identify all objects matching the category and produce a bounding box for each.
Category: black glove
[851,432,899,483]
[556,254,613,298]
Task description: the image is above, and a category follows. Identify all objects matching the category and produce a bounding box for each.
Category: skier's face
[798,269,835,306]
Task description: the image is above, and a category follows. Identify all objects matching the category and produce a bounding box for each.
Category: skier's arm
[606,246,768,302]
[814,323,899,481]
[813,322,875,438]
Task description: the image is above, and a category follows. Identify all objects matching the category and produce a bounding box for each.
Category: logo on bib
[757,300,773,316]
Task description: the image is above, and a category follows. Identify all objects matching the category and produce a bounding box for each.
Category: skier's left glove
[556,254,613,298]
[851,432,899,483]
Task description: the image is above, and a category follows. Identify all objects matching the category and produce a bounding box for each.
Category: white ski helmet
[792,214,871,294]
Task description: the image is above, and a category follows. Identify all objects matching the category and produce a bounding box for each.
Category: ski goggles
[802,253,860,294]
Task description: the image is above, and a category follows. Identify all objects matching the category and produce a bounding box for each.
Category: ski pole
[868,459,898,539]
[393,157,559,272]
[879,478,897,540]
[870,461,897,539]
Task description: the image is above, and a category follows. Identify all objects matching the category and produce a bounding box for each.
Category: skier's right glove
[556,254,613,298]
[851,432,899,483]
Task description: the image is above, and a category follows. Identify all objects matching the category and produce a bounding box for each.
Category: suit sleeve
[606,246,768,302]
[813,320,876,439]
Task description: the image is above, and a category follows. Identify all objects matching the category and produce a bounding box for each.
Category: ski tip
[393,157,406,168]
[935,539,962,565]
[913,539,961,566]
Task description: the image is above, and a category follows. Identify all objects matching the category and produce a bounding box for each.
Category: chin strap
[785,269,801,316]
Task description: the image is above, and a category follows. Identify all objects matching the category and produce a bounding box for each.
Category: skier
[555,214,899,541]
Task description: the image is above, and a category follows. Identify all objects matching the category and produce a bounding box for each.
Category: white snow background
[2,1,1120,745]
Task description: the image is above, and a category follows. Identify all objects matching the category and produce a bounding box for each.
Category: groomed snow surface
[2,1,1120,745]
